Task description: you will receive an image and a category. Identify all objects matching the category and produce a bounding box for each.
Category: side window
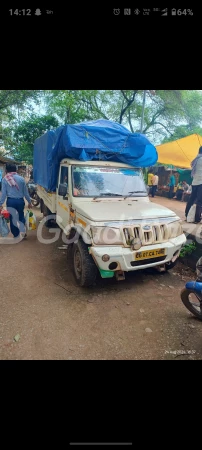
[60,167,68,190]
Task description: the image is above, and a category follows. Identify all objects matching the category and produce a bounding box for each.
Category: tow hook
[115,270,125,281]
[172,250,180,263]
[156,264,166,273]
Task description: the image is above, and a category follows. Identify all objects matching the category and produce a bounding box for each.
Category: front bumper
[89,233,186,272]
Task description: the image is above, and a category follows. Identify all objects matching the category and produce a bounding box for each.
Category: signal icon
[161,8,168,16]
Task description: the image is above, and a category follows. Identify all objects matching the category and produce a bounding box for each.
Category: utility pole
[140,90,146,133]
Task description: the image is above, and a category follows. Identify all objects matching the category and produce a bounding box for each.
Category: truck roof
[60,158,139,169]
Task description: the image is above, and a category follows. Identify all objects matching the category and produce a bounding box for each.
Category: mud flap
[99,269,114,279]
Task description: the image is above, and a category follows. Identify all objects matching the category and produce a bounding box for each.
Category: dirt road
[1,207,202,360]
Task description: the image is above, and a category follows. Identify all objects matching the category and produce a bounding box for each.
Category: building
[0,155,22,172]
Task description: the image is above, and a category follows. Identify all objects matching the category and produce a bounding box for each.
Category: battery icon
[171,8,176,15]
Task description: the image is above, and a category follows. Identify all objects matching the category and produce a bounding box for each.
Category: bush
[180,241,196,257]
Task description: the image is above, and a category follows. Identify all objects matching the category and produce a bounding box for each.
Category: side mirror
[58,184,68,197]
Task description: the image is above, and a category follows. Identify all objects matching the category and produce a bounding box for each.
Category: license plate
[135,248,166,261]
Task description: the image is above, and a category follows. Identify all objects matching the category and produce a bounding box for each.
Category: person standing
[185,146,202,223]
[168,171,176,198]
[151,172,159,198]
[147,168,154,196]
[0,163,32,239]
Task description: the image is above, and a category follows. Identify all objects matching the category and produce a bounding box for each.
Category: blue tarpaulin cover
[33,119,158,191]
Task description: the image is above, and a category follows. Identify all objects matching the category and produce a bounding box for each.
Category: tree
[44,90,112,124]
[0,90,41,118]
[4,114,59,164]
[2,90,202,163]
[0,90,42,145]
[43,90,202,142]
[162,125,202,143]
[44,90,146,127]
[141,90,202,141]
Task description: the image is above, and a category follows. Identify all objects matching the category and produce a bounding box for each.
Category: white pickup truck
[37,159,186,286]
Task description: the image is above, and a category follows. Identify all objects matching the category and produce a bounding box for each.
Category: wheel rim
[188,292,202,315]
[74,249,82,279]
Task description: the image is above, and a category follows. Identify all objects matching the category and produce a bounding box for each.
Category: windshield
[72,165,147,198]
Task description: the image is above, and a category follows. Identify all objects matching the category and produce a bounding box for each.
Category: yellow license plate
[135,248,166,261]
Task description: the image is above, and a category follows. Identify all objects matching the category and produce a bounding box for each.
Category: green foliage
[4,114,59,164]
[142,168,148,184]
[2,89,202,164]
[162,125,202,143]
[0,90,43,147]
[0,90,41,119]
[180,241,196,258]
[44,90,114,124]
[44,90,202,141]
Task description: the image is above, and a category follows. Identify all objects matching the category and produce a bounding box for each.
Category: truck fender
[81,230,92,245]
[75,225,92,245]
[63,225,92,245]
[72,225,92,245]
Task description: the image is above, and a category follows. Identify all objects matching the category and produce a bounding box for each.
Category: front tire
[181,288,202,320]
[73,240,97,287]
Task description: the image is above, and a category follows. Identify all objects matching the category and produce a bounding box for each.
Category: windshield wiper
[93,192,123,199]
[124,191,146,199]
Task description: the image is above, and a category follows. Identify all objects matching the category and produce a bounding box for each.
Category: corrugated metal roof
[0,155,22,165]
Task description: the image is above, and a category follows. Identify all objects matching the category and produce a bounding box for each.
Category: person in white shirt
[185,147,202,223]
[151,172,159,198]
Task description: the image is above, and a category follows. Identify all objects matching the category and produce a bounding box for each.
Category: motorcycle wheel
[181,288,202,320]
[31,193,40,207]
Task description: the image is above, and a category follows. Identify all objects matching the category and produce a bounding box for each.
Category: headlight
[91,227,123,245]
[167,221,183,238]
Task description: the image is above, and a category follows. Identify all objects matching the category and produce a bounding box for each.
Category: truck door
[56,165,70,231]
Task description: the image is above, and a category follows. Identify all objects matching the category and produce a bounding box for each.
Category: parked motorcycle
[27,181,40,207]
[181,257,202,320]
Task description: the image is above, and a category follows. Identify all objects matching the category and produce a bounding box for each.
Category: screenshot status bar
[5,7,195,17]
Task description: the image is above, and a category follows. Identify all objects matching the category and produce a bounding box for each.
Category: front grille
[160,224,168,240]
[144,230,153,244]
[134,227,140,239]
[131,256,166,266]
[123,223,168,246]
[152,226,158,241]
[152,225,167,242]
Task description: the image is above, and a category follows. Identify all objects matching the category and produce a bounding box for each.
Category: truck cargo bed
[37,185,56,213]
